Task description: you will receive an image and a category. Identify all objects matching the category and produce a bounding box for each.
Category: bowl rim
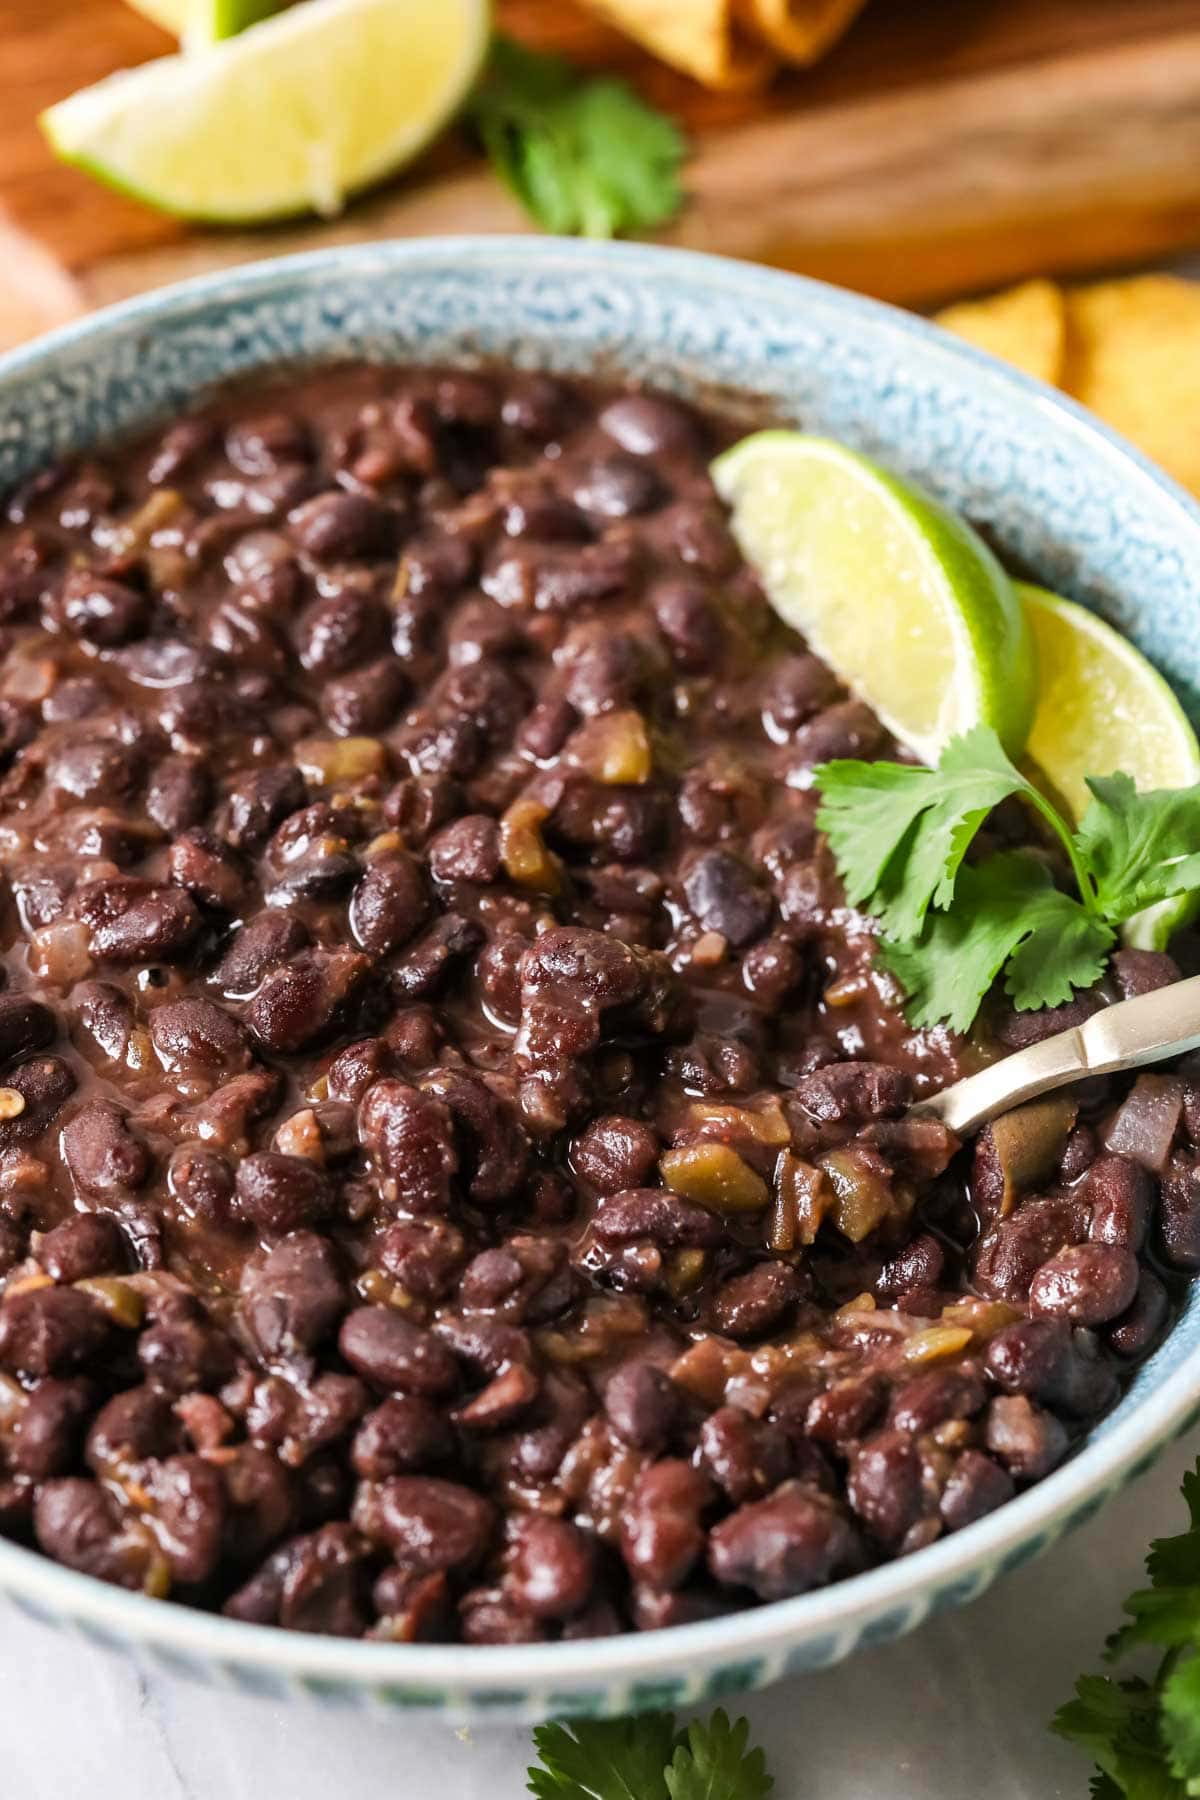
[3,234,1200,1693]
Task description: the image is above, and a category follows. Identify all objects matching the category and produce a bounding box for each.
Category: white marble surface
[0,1435,1193,1800]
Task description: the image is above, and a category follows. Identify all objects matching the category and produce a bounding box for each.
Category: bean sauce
[0,362,1195,1641]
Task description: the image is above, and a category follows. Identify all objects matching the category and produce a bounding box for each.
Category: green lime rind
[193,0,283,47]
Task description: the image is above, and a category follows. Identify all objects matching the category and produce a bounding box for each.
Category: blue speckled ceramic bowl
[3,238,1200,1723]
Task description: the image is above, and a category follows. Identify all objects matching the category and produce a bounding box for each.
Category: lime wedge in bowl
[712,431,1035,763]
[1021,583,1200,949]
[42,0,491,223]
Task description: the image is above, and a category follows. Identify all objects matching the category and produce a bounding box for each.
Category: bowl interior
[2,237,1200,1710]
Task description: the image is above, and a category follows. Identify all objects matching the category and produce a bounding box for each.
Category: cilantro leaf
[527,1715,678,1800]
[664,1710,774,1800]
[882,852,1114,1033]
[814,725,1029,940]
[1056,1461,1200,1797]
[467,37,686,240]
[1053,1675,1182,1799]
[1076,774,1200,924]
[813,723,1200,1032]
[1161,1657,1200,1788]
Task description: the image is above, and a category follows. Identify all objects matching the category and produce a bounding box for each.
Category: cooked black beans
[0,361,1193,1644]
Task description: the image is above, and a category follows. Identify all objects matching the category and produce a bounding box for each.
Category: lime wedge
[1021,583,1200,950]
[42,0,490,223]
[123,0,280,47]
[712,431,1035,763]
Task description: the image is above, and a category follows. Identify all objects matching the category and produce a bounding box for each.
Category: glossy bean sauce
[0,363,1195,1642]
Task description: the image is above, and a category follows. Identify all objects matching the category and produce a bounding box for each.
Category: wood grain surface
[4,0,1200,346]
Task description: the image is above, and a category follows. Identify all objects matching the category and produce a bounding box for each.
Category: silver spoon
[909,973,1200,1135]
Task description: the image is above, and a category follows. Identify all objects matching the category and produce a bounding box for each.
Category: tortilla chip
[1062,276,1200,497]
[585,0,775,89]
[742,0,868,63]
[936,280,1066,388]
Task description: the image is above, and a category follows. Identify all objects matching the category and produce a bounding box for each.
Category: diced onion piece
[1102,1073,1185,1173]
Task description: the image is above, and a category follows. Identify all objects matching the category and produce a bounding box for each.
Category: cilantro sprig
[813,727,1200,1032]
[467,37,686,240]
[527,1709,773,1800]
[1054,1459,1200,1796]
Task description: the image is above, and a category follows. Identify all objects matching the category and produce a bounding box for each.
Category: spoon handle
[910,972,1200,1136]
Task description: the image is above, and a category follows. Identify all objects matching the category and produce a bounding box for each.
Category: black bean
[322,657,409,734]
[219,765,306,852]
[290,490,391,561]
[571,454,662,519]
[150,997,251,1075]
[359,1079,457,1213]
[338,1307,459,1396]
[37,1213,127,1283]
[352,1397,453,1479]
[150,1454,227,1584]
[87,1386,179,1471]
[59,570,149,647]
[168,1145,235,1224]
[234,1153,333,1237]
[984,1395,1069,1480]
[238,1232,347,1361]
[621,1459,713,1590]
[506,1515,595,1620]
[973,1196,1090,1303]
[650,580,722,671]
[139,1299,234,1394]
[573,1115,659,1194]
[0,1057,76,1144]
[792,1061,912,1126]
[847,1430,924,1547]
[1029,1243,1140,1326]
[296,586,387,675]
[698,1406,792,1505]
[247,948,369,1053]
[0,995,55,1067]
[603,1362,684,1453]
[227,412,311,474]
[0,1286,110,1376]
[349,856,429,957]
[1111,948,1181,998]
[712,1262,802,1339]
[34,1479,150,1589]
[598,393,705,457]
[592,1188,728,1249]
[145,756,211,835]
[708,1482,862,1601]
[1085,1155,1151,1249]
[351,1476,494,1573]
[1108,1268,1171,1359]
[940,1450,1015,1532]
[427,816,501,885]
[1160,1156,1200,1270]
[11,1376,94,1478]
[62,1099,150,1198]
[74,878,201,964]
[166,829,246,913]
[805,1374,886,1447]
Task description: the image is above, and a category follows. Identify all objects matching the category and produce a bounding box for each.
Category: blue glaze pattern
[1,238,1199,1721]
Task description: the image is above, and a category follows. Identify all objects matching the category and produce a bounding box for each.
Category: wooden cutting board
[6,0,1200,349]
